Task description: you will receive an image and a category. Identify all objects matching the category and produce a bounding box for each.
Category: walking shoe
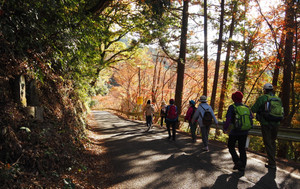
[202,146,209,151]
[265,163,276,169]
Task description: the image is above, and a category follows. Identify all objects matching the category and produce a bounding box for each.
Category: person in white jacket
[192,95,218,151]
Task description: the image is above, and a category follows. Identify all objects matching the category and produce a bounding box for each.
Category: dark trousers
[160,116,165,127]
[261,124,278,166]
[200,125,210,147]
[190,121,197,140]
[228,134,248,168]
[146,116,152,127]
[166,120,176,140]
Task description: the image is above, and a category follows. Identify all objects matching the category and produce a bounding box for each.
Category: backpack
[263,94,284,122]
[166,105,178,120]
[232,104,252,131]
[160,105,167,117]
[191,106,196,119]
[200,105,213,126]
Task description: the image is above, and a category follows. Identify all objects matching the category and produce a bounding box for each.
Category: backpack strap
[199,104,205,118]
[232,103,246,111]
[199,104,210,118]
[232,104,237,120]
[199,104,205,110]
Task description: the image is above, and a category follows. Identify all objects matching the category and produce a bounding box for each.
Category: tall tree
[290,0,300,125]
[272,33,285,88]
[203,0,208,96]
[218,1,238,119]
[210,0,225,110]
[152,52,160,103]
[254,0,286,90]
[281,0,296,126]
[175,0,189,115]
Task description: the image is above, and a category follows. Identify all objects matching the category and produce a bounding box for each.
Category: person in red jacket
[184,100,197,142]
[165,99,178,141]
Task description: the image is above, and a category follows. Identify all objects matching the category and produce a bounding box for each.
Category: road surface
[91,111,300,189]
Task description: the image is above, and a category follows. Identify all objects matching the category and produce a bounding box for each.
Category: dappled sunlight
[92,111,300,188]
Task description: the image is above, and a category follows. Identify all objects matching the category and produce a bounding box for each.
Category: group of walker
[144,83,283,173]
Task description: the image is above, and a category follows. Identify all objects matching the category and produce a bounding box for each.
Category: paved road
[92,111,300,189]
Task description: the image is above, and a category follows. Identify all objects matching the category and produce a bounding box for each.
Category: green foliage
[88,99,98,108]
[1,0,175,107]
[248,136,264,153]
[213,131,229,143]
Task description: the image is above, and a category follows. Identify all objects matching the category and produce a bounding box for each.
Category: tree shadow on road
[90,111,258,188]
[205,172,244,189]
[91,115,217,188]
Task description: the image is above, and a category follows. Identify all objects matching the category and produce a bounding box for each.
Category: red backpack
[167,105,178,120]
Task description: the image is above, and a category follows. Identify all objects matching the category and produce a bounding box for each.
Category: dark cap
[169,99,175,104]
[232,91,243,103]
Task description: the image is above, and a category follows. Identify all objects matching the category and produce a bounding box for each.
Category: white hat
[199,95,207,102]
[263,83,273,90]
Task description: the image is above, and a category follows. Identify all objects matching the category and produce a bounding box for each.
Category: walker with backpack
[232,104,252,131]
[166,104,178,121]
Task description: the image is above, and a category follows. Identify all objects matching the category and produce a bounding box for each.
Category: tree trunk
[218,1,237,119]
[203,0,208,96]
[239,46,250,94]
[175,0,189,115]
[152,53,159,103]
[281,0,295,126]
[289,2,299,124]
[272,33,285,89]
[210,0,225,110]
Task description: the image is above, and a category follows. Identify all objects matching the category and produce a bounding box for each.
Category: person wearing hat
[165,99,178,141]
[192,95,218,151]
[223,91,253,172]
[184,100,197,142]
[251,83,282,169]
[160,101,167,128]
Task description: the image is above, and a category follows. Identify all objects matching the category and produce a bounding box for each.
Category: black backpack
[200,105,213,126]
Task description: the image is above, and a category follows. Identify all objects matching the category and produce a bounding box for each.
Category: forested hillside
[0,0,299,187]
